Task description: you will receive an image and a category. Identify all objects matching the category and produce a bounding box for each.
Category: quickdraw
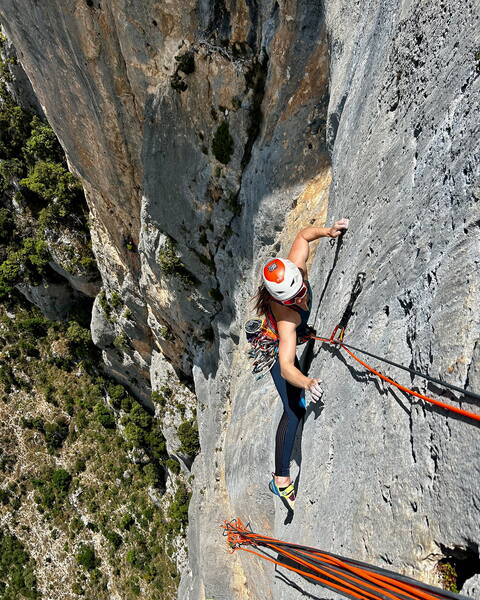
[244,317,279,378]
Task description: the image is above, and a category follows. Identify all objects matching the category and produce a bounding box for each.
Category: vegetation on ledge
[0,530,39,600]
[0,61,98,297]
[212,120,234,164]
[157,235,198,287]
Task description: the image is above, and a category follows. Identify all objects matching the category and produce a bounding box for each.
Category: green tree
[21,160,82,207]
[76,544,98,571]
[177,418,200,457]
[167,482,191,535]
[0,532,39,599]
[0,208,15,245]
[0,237,50,299]
[94,402,116,429]
[23,116,64,164]
[0,84,32,160]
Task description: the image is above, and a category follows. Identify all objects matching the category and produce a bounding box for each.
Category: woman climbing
[253,218,349,511]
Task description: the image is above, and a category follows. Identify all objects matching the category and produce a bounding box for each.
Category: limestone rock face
[16,280,85,321]
[0,30,44,115]
[463,574,480,599]
[0,1,478,599]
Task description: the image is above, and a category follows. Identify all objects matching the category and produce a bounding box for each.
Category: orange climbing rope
[223,519,469,600]
[310,327,480,424]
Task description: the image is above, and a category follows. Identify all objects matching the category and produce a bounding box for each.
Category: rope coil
[223,519,471,600]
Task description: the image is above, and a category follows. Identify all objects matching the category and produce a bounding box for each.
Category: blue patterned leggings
[270,357,306,477]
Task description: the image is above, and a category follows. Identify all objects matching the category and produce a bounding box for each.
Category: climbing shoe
[269,475,296,511]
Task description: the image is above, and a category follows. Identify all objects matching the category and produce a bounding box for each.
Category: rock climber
[253,218,349,510]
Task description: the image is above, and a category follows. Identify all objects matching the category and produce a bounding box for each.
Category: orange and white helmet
[262,258,303,301]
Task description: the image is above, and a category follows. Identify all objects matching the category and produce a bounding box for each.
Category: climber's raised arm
[287,218,349,272]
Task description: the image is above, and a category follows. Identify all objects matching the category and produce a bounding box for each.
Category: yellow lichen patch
[279,163,332,270]
[231,559,252,598]
[72,2,103,62]
[157,11,176,36]
[131,338,153,360]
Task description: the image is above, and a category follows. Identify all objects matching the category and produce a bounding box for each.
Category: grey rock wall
[0,30,44,115]
[183,1,480,598]
[0,1,478,599]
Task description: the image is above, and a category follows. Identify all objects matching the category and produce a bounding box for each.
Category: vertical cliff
[0,0,478,599]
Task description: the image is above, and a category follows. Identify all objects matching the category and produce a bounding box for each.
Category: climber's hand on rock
[307,378,323,402]
[329,218,349,238]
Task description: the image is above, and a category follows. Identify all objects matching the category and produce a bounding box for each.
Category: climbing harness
[223,519,470,600]
[248,253,479,420]
[244,309,315,379]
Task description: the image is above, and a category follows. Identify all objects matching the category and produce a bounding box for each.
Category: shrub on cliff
[0,532,39,599]
[157,236,198,286]
[151,385,173,408]
[104,530,123,550]
[0,157,25,185]
[76,544,99,571]
[167,482,191,535]
[0,364,16,392]
[16,314,50,337]
[0,83,32,160]
[0,237,50,298]
[94,402,116,429]
[65,320,93,351]
[0,208,14,244]
[177,418,200,457]
[0,82,97,287]
[107,383,131,410]
[121,398,168,469]
[212,120,234,164]
[22,416,69,452]
[21,160,83,219]
[33,468,72,514]
[23,116,64,164]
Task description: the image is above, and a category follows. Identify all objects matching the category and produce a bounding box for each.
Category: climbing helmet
[262,258,303,302]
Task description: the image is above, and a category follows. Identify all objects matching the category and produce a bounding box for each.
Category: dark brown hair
[253,283,271,316]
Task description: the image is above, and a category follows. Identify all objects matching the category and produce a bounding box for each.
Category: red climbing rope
[310,328,480,423]
[223,519,468,600]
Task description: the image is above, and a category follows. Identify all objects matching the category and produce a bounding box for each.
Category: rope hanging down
[310,328,480,423]
[223,519,471,600]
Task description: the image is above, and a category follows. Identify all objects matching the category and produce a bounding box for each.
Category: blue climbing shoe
[269,475,296,511]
